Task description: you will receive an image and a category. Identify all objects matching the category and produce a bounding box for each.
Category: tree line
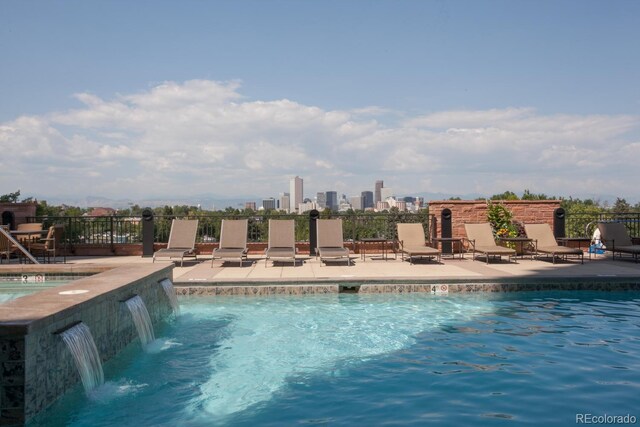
[3,189,640,219]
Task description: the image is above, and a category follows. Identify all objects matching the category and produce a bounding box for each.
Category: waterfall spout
[60,322,104,394]
[124,295,156,349]
[160,278,180,316]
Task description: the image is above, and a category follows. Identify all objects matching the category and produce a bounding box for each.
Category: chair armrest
[462,238,476,249]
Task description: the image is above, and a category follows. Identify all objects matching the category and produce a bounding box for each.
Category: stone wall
[0,203,37,230]
[428,200,562,239]
[0,264,174,425]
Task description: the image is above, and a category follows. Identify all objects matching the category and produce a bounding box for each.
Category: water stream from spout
[60,322,104,394]
[160,278,181,316]
[124,295,155,350]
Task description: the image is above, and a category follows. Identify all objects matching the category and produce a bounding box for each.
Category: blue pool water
[0,280,73,303]
[29,291,640,426]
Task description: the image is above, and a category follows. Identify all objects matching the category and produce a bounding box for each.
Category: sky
[1,0,639,205]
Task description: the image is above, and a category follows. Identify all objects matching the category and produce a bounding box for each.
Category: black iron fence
[565,212,640,238]
[27,211,640,247]
[29,211,434,246]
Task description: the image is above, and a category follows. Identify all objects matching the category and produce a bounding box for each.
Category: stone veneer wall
[0,203,37,229]
[0,264,173,425]
[428,200,562,239]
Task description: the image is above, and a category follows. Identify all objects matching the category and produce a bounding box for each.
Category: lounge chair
[597,222,640,263]
[317,219,351,266]
[265,219,297,267]
[524,223,584,264]
[211,219,249,267]
[464,223,516,264]
[153,219,199,266]
[396,223,441,264]
[29,225,64,263]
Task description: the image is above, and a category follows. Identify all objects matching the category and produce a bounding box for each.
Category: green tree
[521,189,553,200]
[0,190,21,203]
[612,198,631,213]
[560,197,602,237]
[490,191,519,200]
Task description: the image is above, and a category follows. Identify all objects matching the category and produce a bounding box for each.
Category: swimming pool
[29,291,640,426]
[0,280,74,303]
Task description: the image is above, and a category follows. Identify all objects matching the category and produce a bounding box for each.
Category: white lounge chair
[396,223,441,264]
[464,223,516,264]
[524,223,584,264]
[153,219,199,266]
[317,219,351,266]
[265,219,297,267]
[212,219,249,267]
[597,222,640,262]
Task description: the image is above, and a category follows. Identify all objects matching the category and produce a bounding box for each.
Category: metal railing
[565,212,640,238]
[29,210,637,248]
[29,211,434,246]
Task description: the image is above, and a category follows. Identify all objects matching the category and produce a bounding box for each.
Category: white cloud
[405,107,535,128]
[1,79,639,202]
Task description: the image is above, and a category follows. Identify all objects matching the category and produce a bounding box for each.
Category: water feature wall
[0,263,173,425]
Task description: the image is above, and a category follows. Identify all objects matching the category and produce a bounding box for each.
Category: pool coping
[174,275,640,295]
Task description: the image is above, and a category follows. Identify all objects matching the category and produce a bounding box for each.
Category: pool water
[29,291,640,426]
[0,280,73,303]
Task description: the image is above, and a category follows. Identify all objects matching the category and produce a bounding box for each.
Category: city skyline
[2,2,639,203]
[246,177,425,213]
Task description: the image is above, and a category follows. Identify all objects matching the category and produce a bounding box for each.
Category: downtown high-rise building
[280,192,290,213]
[361,191,374,209]
[326,191,338,211]
[374,180,384,205]
[289,176,303,213]
[350,195,364,211]
[316,192,327,210]
[262,198,276,210]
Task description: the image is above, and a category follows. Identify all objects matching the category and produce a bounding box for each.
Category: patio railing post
[109,216,115,253]
[309,209,319,256]
[553,208,566,238]
[141,208,154,257]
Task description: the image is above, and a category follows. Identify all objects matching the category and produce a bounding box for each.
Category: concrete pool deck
[49,252,640,289]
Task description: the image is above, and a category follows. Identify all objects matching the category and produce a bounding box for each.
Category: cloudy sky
[1,1,639,204]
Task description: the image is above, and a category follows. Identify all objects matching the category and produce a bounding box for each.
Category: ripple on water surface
[28,291,640,427]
